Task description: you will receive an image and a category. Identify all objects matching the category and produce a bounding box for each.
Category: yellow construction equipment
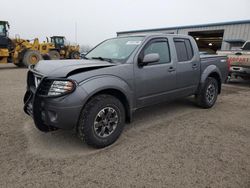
[0,21,81,67]
[49,36,80,59]
[11,38,56,66]
[0,20,11,64]
[0,21,46,67]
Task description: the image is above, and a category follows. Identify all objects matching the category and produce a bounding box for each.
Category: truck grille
[37,79,54,96]
[27,71,35,88]
[27,71,43,88]
[34,76,42,88]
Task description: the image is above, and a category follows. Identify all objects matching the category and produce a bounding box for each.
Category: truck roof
[117,33,192,39]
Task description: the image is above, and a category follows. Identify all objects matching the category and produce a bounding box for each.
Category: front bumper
[23,71,87,132]
[230,66,250,77]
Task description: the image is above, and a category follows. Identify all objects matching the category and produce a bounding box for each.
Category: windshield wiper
[91,56,113,63]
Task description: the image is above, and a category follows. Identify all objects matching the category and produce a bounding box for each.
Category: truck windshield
[242,42,250,51]
[85,36,144,62]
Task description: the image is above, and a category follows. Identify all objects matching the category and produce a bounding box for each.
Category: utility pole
[75,22,77,44]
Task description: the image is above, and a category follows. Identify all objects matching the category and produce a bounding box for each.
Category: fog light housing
[48,110,58,122]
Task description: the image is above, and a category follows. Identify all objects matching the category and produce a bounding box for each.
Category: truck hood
[33,59,116,77]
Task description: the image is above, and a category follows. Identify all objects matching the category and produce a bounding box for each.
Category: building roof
[117,20,250,35]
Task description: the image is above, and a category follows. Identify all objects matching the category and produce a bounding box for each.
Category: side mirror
[139,53,160,66]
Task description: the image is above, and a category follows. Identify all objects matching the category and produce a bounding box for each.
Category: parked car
[24,34,229,148]
[217,41,250,80]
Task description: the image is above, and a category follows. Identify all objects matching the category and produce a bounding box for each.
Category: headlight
[47,80,75,96]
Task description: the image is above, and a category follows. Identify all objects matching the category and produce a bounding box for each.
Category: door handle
[168,67,176,72]
[192,64,198,68]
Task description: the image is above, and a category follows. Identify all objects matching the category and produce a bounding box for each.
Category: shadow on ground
[23,97,198,158]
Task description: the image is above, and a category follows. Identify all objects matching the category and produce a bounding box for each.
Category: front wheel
[196,77,219,108]
[78,94,125,148]
[22,50,43,67]
[48,50,60,60]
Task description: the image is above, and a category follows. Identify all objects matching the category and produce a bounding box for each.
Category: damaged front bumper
[23,69,86,132]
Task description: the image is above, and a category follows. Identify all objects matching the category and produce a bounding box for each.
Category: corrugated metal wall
[118,23,250,50]
[177,23,250,50]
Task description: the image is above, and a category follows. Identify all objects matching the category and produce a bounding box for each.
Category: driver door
[134,38,177,108]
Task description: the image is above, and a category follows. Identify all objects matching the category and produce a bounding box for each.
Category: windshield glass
[0,24,6,36]
[242,42,250,51]
[51,37,64,45]
[86,36,144,62]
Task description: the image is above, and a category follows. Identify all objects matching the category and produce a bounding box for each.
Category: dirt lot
[0,64,249,188]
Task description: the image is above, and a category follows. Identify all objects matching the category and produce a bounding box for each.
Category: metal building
[117,20,250,53]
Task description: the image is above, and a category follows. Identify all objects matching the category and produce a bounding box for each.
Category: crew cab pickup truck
[24,34,229,148]
[217,41,250,80]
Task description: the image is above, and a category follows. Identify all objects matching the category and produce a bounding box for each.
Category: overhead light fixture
[195,37,199,40]
[209,43,213,46]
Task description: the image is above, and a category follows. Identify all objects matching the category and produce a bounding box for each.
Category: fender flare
[198,65,222,94]
[79,75,134,121]
[200,65,222,83]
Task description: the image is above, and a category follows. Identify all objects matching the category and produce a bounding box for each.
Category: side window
[185,39,194,60]
[143,41,171,64]
[174,38,193,62]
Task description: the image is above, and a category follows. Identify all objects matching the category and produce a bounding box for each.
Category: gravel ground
[0,64,249,188]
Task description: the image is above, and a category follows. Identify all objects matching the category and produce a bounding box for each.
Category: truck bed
[200,55,228,83]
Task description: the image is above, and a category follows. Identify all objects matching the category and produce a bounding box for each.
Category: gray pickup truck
[24,34,228,148]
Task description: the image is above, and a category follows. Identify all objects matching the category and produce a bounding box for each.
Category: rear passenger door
[174,38,200,91]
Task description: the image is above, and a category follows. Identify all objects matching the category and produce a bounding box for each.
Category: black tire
[196,77,219,108]
[70,51,80,59]
[22,50,43,67]
[42,54,51,60]
[48,50,60,60]
[240,76,250,81]
[14,63,25,68]
[78,94,125,148]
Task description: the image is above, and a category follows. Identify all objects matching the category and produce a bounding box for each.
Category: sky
[1,0,250,47]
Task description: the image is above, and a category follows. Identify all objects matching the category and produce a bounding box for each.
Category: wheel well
[88,89,131,123]
[208,72,221,94]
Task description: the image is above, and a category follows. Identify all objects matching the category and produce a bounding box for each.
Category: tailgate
[217,50,250,67]
[228,54,250,67]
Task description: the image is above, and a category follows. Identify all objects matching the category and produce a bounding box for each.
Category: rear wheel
[48,50,60,60]
[14,63,25,68]
[196,77,219,108]
[78,94,125,148]
[70,51,80,59]
[22,50,43,67]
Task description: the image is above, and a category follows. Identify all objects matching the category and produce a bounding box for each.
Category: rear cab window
[174,38,194,62]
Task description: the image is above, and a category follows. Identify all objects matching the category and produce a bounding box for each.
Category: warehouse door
[189,30,224,54]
